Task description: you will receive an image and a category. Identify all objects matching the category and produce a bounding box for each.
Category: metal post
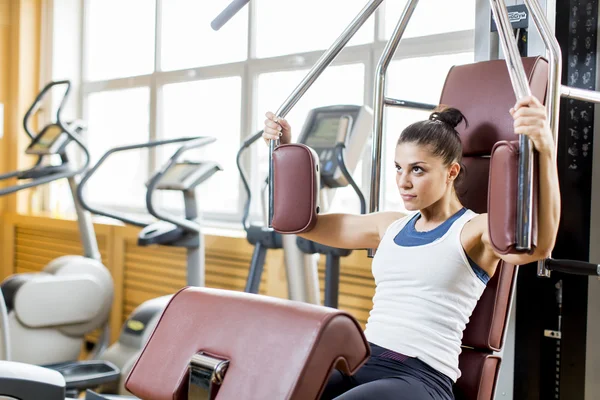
[324,255,341,308]
[67,176,101,261]
[368,0,420,257]
[245,243,266,294]
[561,85,600,103]
[523,0,562,276]
[490,0,534,252]
[184,190,204,287]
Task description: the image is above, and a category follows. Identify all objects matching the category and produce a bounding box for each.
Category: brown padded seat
[439,57,548,399]
[125,287,370,400]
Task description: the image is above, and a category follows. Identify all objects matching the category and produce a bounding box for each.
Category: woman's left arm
[488,95,562,266]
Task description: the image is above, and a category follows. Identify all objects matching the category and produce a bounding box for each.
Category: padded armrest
[125,287,370,400]
[488,141,538,255]
[271,144,320,234]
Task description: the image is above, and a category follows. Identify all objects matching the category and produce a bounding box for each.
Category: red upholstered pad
[440,57,548,157]
[125,287,370,400]
[462,261,518,351]
[454,349,501,400]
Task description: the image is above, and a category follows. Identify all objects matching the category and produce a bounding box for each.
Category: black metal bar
[335,143,366,214]
[0,170,26,181]
[545,258,600,276]
[0,170,75,196]
[245,242,266,294]
[384,98,437,111]
[324,255,341,308]
[23,81,71,140]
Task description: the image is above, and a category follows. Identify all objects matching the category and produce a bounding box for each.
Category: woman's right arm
[297,212,406,250]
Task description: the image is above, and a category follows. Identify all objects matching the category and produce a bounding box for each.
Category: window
[48,0,475,225]
[84,88,151,210]
[384,0,476,39]
[254,0,374,58]
[160,77,242,214]
[160,0,248,71]
[84,0,156,80]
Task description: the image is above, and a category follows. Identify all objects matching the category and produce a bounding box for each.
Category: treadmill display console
[298,105,372,188]
[26,124,70,155]
[304,115,342,149]
[161,163,199,183]
[153,161,221,191]
[155,162,202,190]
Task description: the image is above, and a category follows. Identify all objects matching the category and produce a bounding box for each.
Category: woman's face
[394,142,458,211]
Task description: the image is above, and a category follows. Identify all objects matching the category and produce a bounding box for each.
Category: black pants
[320,343,455,400]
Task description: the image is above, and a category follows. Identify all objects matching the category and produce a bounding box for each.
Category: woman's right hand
[263,111,292,145]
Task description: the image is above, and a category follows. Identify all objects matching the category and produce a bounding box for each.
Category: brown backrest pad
[462,261,517,351]
[454,349,501,400]
[125,287,370,400]
[271,144,320,234]
[439,57,548,156]
[456,157,490,214]
[439,57,547,354]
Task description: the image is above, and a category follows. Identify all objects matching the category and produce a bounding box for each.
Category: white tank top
[363,209,486,382]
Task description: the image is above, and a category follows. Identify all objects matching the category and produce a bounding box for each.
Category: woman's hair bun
[429,105,468,129]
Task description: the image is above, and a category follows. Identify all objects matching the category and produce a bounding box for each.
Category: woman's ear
[448,162,461,182]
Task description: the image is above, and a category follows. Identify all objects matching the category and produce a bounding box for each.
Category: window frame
[55,0,476,226]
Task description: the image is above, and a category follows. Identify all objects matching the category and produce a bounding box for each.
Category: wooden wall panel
[316,250,375,328]
[14,226,108,274]
[120,232,267,323]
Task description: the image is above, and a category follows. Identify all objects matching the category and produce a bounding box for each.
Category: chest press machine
[119,1,600,399]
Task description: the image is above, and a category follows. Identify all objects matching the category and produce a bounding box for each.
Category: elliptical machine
[294,105,370,308]
[0,81,114,365]
[75,136,221,395]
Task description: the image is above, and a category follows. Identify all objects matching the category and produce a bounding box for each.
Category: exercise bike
[0,81,113,366]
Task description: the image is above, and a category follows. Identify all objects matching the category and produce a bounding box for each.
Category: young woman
[262,95,561,400]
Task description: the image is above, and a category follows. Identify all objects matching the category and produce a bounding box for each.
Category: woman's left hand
[510,95,555,154]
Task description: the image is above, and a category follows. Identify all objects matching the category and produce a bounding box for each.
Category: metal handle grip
[23,80,72,140]
[267,0,384,227]
[545,258,600,276]
[522,0,563,277]
[561,85,600,103]
[490,0,534,252]
[211,0,250,31]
